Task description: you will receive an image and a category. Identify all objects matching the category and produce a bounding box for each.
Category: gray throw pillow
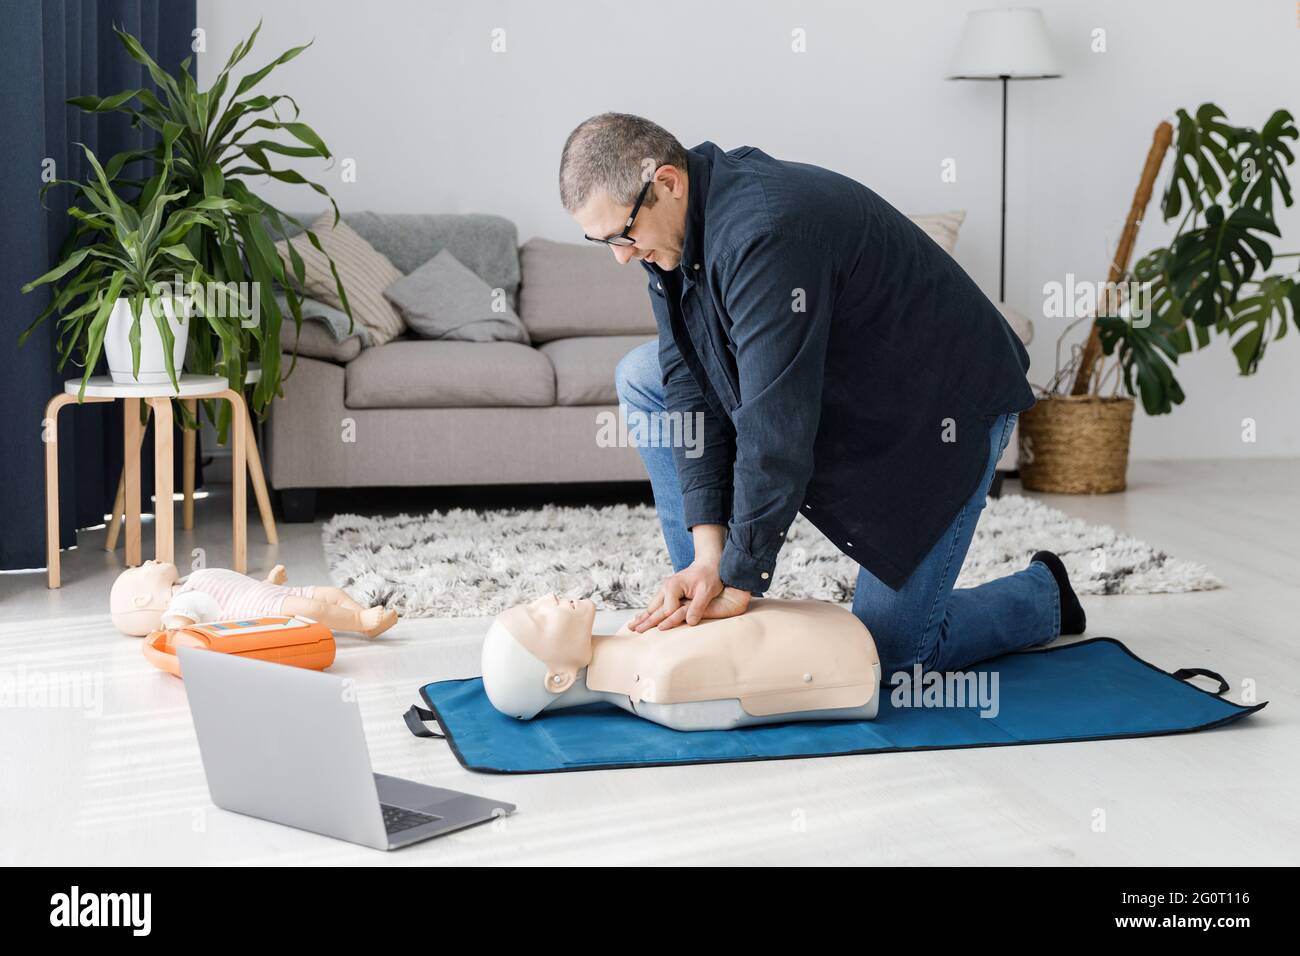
[383,249,530,344]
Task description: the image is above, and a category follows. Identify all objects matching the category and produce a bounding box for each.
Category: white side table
[43,374,247,588]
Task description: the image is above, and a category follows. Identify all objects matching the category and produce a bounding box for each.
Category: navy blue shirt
[642,142,1035,594]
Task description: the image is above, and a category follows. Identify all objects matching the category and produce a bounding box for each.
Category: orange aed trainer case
[143,616,336,677]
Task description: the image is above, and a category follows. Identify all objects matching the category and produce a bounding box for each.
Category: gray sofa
[264,213,656,520]
[265,210,1031,520]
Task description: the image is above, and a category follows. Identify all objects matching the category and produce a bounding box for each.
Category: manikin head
[560,112,690,271]
[110,560,179,636]
[481,593,597,720]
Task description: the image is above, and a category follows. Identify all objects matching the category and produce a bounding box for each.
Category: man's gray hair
[558,112,689,213]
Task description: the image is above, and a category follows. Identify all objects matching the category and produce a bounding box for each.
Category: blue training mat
[406,637,1267,774]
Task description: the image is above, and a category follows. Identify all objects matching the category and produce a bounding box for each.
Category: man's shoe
[1031,550,1087,636]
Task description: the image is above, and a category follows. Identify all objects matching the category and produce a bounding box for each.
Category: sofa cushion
[517,238,657,343]
[384,250,531,344]
[275,212,406,345]
[540,334,655,406]
[345,339,555,408]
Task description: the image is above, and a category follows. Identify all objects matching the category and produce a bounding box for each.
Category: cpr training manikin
[481,594,881,731]
[109,559,398,639]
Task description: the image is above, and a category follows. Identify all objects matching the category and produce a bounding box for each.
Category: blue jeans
[614,339,1060,677]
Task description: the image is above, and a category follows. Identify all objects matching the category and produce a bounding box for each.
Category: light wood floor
[1,459,1295,865]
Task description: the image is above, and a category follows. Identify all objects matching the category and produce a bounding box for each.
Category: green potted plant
[19,144,244,400]
[1020,103,1298,493]
[54,22,348,439]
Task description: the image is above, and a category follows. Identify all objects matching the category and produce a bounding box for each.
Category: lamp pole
[1000,74,1008,304]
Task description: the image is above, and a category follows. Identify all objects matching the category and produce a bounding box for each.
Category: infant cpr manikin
[109,560,397,639]
[481,594,881,731]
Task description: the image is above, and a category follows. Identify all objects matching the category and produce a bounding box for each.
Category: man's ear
[133,594,150,608]
[545,670,575,694]
[661,164,686,198]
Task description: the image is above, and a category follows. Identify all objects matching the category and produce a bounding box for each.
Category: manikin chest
[584,599,879,717]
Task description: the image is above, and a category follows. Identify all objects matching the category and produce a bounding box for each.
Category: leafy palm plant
[20,144,244,401]
[64,22,349,439]
[1087,104,1299,414]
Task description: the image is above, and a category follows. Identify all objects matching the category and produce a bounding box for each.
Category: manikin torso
[481,595,881,732]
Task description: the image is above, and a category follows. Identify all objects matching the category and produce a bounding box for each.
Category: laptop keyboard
[381,804,441,834]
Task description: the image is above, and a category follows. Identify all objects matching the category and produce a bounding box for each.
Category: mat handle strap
[404,704,446,739]
[1172,667,1229,696]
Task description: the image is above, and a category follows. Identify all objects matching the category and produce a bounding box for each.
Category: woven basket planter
[1018,396,1135,494]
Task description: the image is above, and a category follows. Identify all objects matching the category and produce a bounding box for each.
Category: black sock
[1031,550,1087,636]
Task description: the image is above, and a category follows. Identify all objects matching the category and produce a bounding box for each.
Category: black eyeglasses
[583,180,653,247]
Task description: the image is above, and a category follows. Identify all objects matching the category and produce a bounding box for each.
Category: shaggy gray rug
[321,494,1221,618]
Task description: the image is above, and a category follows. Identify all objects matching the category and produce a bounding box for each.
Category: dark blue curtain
[0,0,196,571]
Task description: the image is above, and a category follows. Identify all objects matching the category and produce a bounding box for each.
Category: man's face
[572,165,689,271]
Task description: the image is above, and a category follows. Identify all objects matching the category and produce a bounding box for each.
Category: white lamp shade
[948,8,1062,79]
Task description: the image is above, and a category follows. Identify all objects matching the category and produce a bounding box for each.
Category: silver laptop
[178,647,515,850]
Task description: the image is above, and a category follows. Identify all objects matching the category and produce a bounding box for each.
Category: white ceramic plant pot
[103,297,190,385]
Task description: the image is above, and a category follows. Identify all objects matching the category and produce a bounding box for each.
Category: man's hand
[628,561,752,631]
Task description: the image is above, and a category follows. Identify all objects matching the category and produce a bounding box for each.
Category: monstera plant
[61,22,349,439]
[1092,104,1299,414]
[1020,103,1298,496]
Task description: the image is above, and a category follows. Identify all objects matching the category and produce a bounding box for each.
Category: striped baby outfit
[173,568,315,620]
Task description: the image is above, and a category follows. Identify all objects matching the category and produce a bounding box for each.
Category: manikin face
[481,593,598,720]
[513,593,597,649]
[135,559,180,589]
[571,165,690,271]
[109,560,180,636]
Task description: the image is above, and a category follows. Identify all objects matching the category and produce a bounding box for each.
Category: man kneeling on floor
[558,112,1087,676]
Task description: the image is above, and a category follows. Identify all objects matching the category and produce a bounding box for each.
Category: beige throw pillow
[275,212,406,346]
[906,210,966,255]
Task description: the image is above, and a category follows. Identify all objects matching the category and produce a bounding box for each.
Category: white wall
[197,0,1300,460]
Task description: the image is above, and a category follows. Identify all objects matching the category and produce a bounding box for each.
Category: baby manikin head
[110,560,180,636]
[481,593,597,720]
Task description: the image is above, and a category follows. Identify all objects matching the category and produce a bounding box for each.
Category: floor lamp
[947,7,1061,313]
[951,5,1060,494]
